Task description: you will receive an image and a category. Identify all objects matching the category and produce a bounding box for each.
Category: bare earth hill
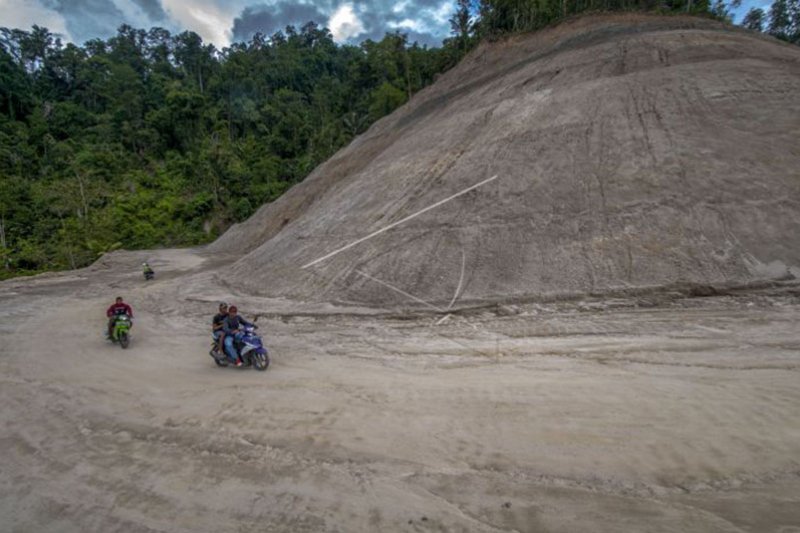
[211,13,800,308]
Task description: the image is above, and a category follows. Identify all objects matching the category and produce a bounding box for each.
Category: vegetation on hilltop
[739,0,800,44]
[0,24,459,277]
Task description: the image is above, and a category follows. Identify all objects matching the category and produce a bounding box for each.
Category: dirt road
[1,247,799,532]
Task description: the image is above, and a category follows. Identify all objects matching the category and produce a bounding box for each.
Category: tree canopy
[0,23,459,277]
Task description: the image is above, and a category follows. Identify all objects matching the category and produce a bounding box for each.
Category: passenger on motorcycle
[212,302,228,354]
[106,296,133,338]
[222,305,253,367]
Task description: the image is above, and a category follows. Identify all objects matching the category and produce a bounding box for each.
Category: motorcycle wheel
[252,351,269,371]
[119,332,129,349]
[210,350,228,367]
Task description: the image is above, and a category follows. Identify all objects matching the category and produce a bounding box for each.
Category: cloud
[130,0,168,20]
[231,0,451,46]
[0,0,71,38]
[429,0,452,24]
[41,0,126,43]
[1,0,454,48]
[231,1,329,42]
[30,0,171,43]
[346,0,450,44]
[328,3,364,41]
[392,0,411,14]
[162,0,236,47]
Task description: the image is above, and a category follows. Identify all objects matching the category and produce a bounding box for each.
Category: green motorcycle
[109,314,132,349]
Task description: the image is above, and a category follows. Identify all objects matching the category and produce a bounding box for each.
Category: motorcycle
[143,268,154,281]
[108,314,131,349]
[209,324,269,371]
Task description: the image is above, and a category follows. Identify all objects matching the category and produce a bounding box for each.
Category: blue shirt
[222,314,252,334]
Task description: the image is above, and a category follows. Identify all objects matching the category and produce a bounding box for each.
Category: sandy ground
[0,247,798,532]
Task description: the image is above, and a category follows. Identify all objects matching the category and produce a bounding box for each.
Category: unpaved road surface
[1,248,799,532]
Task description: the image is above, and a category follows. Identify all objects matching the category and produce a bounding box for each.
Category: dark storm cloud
[41,0,168,43]
[231,0,450,46]
[343,0,451,45]
[131,0,168,21]
[352,3,446,45]
[232,2,330,41]
[28,0,452,47]
[42,0,123,42]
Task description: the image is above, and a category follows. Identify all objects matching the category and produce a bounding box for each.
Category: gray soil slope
[211,13,800,308]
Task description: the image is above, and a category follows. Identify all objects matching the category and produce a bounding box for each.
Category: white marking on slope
[354,270,444,312]
[301,174,498,269]
[446,249,467,311]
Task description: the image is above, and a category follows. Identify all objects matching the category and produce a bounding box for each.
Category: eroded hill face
[212,14,800,308]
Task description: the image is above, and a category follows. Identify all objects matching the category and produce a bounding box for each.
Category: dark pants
[213,330,225,353]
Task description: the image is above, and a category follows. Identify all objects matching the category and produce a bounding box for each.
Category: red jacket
[107,302,133,317]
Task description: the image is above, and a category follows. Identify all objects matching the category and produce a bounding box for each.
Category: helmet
[229,305,238,313]
[218,302,228,309]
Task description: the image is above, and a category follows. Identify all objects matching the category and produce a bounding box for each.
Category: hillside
[210,13,800,308]
[2,14,800,533]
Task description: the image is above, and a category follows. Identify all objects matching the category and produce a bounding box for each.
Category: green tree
[768,0,800,42]
[742,7,767,31]
[450,0,475,54]
[368,81,407,121]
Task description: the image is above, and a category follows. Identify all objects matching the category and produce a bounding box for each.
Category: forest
[0,0,798,278]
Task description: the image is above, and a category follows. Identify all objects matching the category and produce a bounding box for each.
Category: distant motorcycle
[108,314,131,349]
[143,263,154,281]
[209,324,269,371]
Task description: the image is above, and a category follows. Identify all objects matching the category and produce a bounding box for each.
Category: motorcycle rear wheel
[210,350,228,367]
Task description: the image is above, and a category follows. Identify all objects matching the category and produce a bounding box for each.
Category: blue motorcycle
[209,324,269,371]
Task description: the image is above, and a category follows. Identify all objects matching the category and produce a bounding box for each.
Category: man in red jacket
[107,296,133,339]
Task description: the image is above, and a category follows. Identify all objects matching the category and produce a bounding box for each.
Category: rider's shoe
[234,360,243,367]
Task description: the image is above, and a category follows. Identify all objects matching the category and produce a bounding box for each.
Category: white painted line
[446,249,466,311]
[301,174,498,269]
[354,270,445,312]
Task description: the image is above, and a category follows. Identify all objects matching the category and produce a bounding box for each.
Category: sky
[1,0,456,47]
[1,0,774,49]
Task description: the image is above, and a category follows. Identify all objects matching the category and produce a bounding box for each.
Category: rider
[106,296,133,339]
[211,302,228,354]
[142,262,154,277]
[222,305,253,367]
